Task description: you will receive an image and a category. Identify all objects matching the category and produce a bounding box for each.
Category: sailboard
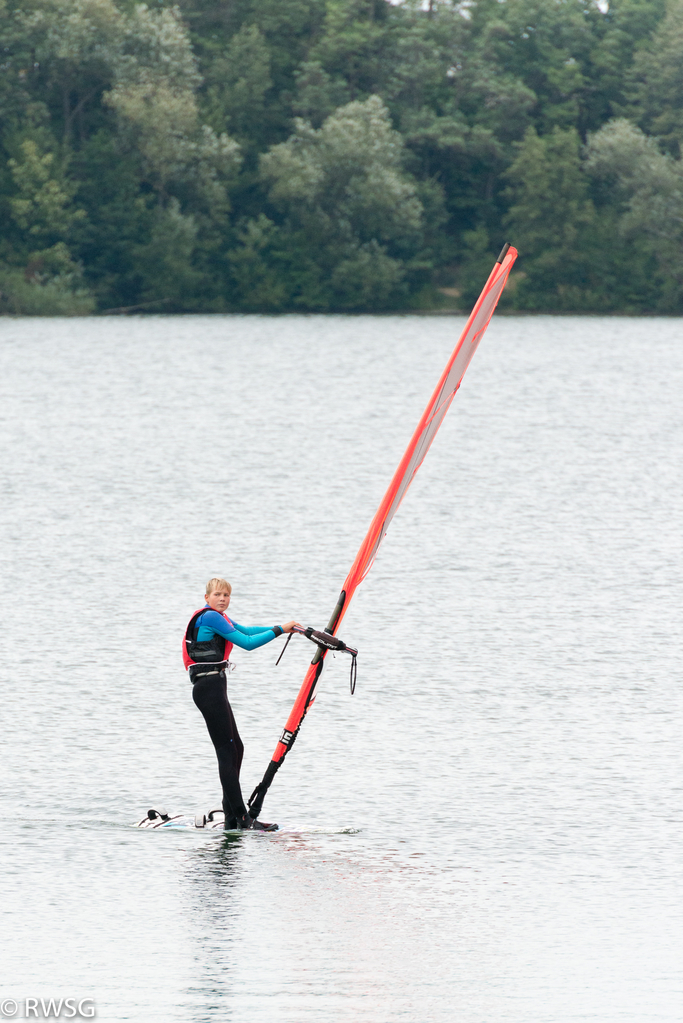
[247,244,518,821]
[137,808,235,830]
[134,808,359,835]
[136,808,217,830]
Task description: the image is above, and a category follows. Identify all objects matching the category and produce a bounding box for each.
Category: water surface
[0,314,681,1021]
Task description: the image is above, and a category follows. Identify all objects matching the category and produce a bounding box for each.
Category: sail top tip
[496,242,511,264]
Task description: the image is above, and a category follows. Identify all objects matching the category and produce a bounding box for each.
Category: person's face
[206,588,231,613]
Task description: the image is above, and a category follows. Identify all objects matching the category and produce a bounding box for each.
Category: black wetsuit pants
[192,669,246,824]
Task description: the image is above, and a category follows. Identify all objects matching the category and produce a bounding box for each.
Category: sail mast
[248,244,518,820]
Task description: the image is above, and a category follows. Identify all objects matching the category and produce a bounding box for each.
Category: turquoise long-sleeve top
[195,608,278,651]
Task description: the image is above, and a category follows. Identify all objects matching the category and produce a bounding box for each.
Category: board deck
[133,809,360,835]
[136,809,228,830]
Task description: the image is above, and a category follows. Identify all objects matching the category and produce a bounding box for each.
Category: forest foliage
[1,0,683,314]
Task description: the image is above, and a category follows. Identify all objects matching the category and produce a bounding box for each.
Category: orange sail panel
[247,244,518,819]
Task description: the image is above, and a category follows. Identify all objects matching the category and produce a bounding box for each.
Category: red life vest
[183,607,235,670]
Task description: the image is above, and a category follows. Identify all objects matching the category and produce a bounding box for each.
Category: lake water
[0,313,681,1022]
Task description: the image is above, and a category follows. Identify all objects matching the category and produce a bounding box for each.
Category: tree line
[1,0,682,315]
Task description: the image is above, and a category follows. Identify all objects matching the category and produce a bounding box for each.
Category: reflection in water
[182,836,245,1021]
[178,828,517,1023]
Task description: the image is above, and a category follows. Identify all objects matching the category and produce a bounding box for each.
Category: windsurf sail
[248,243,518,820]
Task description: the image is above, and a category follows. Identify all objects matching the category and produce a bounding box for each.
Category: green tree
[203,24,272,150]
[226,213,290,310]
[467,0,603,135]
[629,0,683,156]
[18,0,123,144]
[250,94,426,309]
[191,0,329,151]
[0,139,94,313]
[292,60,349,127]
[262,95,422,248]
[307,0,393,100]
[503,125,598,309]
[592,0,667,120]
[105,4,241,205]
[586,117,683,309]
[8,138,83,242]
[0,138,94,310]
[131,197,202,306]
[0,0,677,313]
[504,121,659,311]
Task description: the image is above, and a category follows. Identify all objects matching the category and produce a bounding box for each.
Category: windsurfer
[183,577,301,831]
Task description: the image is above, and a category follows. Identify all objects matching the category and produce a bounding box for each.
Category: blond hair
[205,577,232,596]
